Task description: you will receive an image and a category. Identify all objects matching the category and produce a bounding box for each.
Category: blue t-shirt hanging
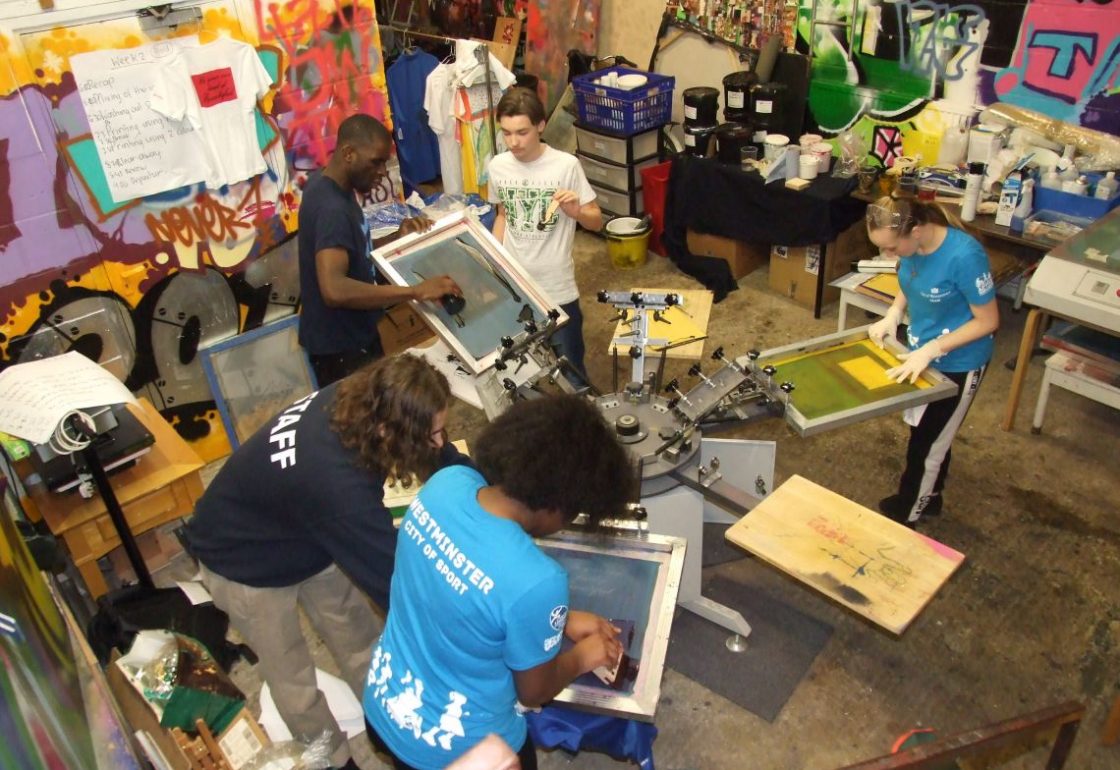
[363,465,568,769]
[898,227,995,372]
[387,49,442,189]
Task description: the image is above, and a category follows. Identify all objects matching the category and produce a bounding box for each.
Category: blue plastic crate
[1035,171,1120,220]
[571,67,674,137]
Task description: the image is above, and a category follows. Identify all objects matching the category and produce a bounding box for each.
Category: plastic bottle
[1062,176,1089,196]
[1040,167,1062,191]
[961,161,984,222]
[1058,145,1078,181]
[937,126,969,166]
[1011,179,1034,233]
[1094,171,1118,200]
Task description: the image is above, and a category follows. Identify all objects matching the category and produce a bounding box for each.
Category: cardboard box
[378,303,434,355]
[686,230,769,280]
[768,221,875,308]
[108,652,270,770]
[995,174,1021,226]
[470,16,521,72]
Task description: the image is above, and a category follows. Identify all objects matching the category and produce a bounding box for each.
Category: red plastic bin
[640,160,672,256]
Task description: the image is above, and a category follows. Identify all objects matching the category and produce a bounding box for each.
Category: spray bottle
[961,161,985,222]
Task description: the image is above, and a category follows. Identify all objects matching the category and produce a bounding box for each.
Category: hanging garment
[386,48,442,189]
[453,82,507,196]
[150,37,274,189]
[424,62,463,196]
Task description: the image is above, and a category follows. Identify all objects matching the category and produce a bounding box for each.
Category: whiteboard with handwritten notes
[725,475,965,634]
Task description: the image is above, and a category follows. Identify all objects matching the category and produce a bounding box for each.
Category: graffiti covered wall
[798,0,1120,164]
[0,0,391,460]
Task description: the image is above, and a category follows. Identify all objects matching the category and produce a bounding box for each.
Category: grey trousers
[200,563,380,766]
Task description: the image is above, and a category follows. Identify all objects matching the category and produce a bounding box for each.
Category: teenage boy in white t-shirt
[487,88,602,383]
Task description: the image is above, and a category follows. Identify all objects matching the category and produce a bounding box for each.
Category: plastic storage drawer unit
[592,182,645,218]
[575,123,660,166]
[578,153,659,192]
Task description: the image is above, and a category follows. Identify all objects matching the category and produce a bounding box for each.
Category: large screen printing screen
[751,329,958,436]
[373,213,566,373]
[536,532,685,721]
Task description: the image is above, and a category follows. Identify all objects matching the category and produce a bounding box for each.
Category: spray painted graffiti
[0,0,391,460]
[994,0,1120,127]
[255,0,390,167]
[802,0,1120,163]
[871,125,905,166]
[895,1,987,83]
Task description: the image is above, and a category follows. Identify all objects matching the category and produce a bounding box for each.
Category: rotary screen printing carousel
[374,214,963,691]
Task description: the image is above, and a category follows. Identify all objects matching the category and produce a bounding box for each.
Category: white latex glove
[886,339,944,384]
[868,305,904,348]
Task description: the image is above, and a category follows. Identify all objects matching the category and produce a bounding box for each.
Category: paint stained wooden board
[608,288,713,359]
[725,475,965,635]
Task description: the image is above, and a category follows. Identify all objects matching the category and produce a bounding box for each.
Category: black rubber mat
[667,571,833,722]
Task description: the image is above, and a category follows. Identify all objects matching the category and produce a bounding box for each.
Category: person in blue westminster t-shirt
[864,196,999,527]
[363,395,637,770]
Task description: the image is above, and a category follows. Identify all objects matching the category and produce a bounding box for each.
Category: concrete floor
[182,230,1120,769]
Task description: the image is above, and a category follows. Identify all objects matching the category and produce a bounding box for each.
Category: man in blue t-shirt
[363,396,637,770]
[298,114,462,385]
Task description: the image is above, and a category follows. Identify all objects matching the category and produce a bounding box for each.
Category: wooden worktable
[24,398,204,597]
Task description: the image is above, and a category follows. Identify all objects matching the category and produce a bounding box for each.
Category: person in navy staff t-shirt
[298,114,462,386]
[186,356,470,770]
[864,196,999,527]
[363,396,637,770]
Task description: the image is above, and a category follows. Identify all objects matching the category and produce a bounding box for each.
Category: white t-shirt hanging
[452,40,517,90]
[487,145,595,305]
[150,37,274,188]
[424,63,463,196]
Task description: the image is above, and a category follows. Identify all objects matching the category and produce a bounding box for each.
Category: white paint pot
[799,154,819,180]
[810,141,833,172]
[798,133,822,150]
[763,133,790,161]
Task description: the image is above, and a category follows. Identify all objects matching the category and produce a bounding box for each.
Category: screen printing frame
[372,212,568,374]
[198,314,317,449]
[747,326,959,437]
[535,531,685,722]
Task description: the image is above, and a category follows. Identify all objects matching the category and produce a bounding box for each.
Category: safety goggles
[865,203,911,231]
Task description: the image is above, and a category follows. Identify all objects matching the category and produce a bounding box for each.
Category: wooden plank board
[725,475,965,634]
[608,288,713,359]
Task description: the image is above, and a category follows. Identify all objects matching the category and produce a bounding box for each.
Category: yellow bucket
[605,217,651,269]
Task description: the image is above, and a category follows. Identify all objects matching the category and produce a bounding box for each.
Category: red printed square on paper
[192,68,237,108]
